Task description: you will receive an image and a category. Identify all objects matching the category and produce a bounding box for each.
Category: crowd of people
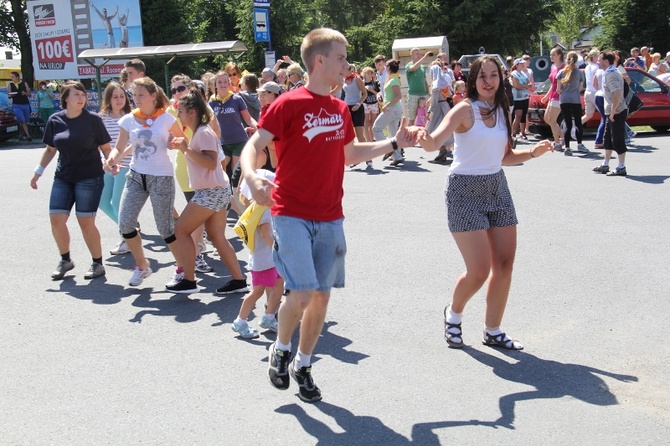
[28,35,670,404]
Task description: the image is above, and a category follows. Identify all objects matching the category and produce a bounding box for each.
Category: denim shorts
[12,104,31,123]
[271,215,347,292]
[49,175,104,217]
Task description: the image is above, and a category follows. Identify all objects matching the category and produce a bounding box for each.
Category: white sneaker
[110,239,129,255]
[166,270,185,287]
[576,144,589,153]
[129,266,152,286]
[195,254,213,273]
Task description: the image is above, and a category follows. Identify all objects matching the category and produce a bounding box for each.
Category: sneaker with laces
[268,342,292,390]
[259,315,279,332]
[232,320,260,339]
[166,270,185,287]
[84,262,106,279]
[216,279,249,295]
[290,360,322,402]
[51,259,74,280]
[576,144,589,153]
[166,278,198,294]
[129,266,152,286]
[564,148,573,156]
[195,254,213,273]
[110,239,129,255]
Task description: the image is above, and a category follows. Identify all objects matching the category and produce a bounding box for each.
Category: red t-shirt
[259,87,355,221]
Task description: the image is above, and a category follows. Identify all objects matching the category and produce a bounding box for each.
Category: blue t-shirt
[511,70,529,101]
[43,109,111,182]
[209,94,249,145]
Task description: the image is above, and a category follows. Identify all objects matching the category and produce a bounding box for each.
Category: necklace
[132,107,165,127]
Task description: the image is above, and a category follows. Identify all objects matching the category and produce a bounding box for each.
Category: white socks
[446,307,462,325]
[295,350,311,369]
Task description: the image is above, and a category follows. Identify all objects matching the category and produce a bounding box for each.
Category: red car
[527,67,670,136]
[0,108,19,142]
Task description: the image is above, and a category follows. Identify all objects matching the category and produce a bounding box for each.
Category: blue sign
[254,0,270,7]
[253,8,270,43]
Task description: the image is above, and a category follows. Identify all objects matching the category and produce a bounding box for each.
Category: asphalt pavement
[1,130,669,445]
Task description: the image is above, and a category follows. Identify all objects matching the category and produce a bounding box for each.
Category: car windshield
[628,70,663,93]
[534,79,551,94]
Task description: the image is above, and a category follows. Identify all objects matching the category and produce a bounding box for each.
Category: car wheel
[651,126,669,133]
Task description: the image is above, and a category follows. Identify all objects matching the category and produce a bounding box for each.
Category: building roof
[77,41,248,61]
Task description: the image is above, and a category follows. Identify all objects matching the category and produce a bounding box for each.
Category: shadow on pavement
[463,347,638,429]
[625,175,670,184]
[276,401,498,445]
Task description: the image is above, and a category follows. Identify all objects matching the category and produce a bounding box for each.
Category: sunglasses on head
[171,85,187,95]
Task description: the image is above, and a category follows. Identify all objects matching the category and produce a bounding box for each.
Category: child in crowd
[232,148,283,339]
[414,97,428,127]
[453,81,466,105]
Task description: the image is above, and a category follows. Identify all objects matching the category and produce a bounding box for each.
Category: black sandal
[443,306,464,348]
[482,330,524,350]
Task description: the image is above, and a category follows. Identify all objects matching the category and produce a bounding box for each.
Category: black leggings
[560,103,583,147]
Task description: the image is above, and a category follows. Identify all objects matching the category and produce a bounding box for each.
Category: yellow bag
[233,201,268,253]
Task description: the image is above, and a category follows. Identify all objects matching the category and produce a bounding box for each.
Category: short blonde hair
[300,28,348,73]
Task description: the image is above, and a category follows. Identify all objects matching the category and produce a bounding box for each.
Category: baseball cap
[257,81,281,94]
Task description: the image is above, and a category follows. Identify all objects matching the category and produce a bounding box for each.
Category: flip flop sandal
[482,331,524,350]
[443,306,464,348]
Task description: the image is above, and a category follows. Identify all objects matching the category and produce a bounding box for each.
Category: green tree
[552,0,600,47]
[596,0,670,54]
[2,0,33,84]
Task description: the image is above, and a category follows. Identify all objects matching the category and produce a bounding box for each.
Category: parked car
[0,107,19,142]
[458,54,509,77]
[527,67,670,137]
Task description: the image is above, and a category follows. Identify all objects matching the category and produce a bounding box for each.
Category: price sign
[35,35,74,70]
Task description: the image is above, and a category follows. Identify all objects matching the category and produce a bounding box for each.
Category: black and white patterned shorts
[192,186,231,212]
[445,169,518,232]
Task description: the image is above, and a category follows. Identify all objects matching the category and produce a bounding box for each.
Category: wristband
[34,165,45,175]
[390,137,398,151]
[529,149,536,158]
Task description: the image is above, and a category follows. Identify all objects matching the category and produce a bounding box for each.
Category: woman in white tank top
[413,56,553,351]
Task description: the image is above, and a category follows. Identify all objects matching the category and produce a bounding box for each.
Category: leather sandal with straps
[482,330,524,350]
[443,306,464,348]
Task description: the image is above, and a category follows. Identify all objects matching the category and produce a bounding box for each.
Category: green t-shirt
[384,76,401,103]
[405,62,428,95]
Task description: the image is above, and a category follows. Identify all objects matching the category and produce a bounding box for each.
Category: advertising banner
[27,0,143,80]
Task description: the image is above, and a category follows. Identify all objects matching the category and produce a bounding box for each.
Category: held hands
[247,174,277,207]
[394,117,422,148]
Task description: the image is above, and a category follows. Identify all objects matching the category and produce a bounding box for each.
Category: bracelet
[390,137,398,151]
[34,165,45,175]
[529,149,536,158]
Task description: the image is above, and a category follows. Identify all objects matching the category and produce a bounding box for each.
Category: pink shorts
[251,267,281,288]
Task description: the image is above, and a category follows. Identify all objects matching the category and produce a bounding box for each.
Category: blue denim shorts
[49,175,104,217]
[271,215,347,292]
[13,104,31,123]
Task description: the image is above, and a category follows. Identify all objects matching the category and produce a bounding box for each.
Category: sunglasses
[171,85,187,95]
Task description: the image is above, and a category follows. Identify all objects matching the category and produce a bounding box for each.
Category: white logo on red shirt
[302,108,344,142]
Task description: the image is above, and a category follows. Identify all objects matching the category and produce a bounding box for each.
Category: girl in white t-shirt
[166,89,248,294]
[104,77,186,288]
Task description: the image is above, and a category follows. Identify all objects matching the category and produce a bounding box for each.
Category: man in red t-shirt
[240,28,417,403]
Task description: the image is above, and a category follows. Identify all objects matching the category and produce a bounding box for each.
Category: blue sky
[87,0,143,29]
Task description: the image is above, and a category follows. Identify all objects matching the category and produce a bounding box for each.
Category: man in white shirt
[374,54,388,101]
[582,49,600,125]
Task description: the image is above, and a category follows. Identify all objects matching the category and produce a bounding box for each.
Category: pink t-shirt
[547,64,565,101]
[415,107,427,126]
[186,125,229,190]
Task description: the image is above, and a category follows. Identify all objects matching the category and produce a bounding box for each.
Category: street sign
[253,8,270,43]
[254,0,270,7]
[265,51,276,69]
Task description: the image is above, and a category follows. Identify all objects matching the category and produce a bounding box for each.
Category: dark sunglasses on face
[171,85,187,94]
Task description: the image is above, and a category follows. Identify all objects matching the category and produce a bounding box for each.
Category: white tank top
[450,101,508,175]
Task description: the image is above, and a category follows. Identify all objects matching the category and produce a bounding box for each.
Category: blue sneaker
[259,315,278,332]
[232,320,259,339]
